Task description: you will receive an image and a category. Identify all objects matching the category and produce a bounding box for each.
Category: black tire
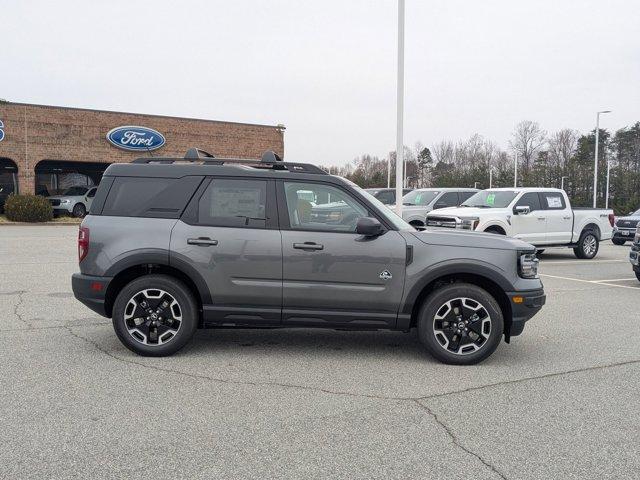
[72,203,86,218]
[635,271,640,283]
[612,238,626,246]
[485,227,506,235]
[417,283,504,365]
[573,230,599,259]
[112,274,198,357]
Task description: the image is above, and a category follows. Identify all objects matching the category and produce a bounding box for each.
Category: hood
[410,228,534,251]
[426,206,496,217]
[47,195,70,200]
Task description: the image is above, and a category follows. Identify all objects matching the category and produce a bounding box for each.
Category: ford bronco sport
[72,149,546,365]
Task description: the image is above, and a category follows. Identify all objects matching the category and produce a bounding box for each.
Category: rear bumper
[506,288,546,337]
[71,273,112,317]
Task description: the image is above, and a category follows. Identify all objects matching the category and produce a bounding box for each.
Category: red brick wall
[0,102,285,193]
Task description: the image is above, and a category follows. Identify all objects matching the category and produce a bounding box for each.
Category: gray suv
[72,149,545,365]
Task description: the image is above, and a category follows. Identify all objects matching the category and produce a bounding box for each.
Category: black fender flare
[401,260,515,315]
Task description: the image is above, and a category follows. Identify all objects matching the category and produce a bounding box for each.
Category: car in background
[47,186,97,217]
[629,224,640,281]
[426,188,614,259]
[401,188,479,229]
[365,188,412,206]
[612,208,640,245]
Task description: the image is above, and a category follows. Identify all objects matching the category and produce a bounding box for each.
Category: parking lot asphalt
[1,225,638,479]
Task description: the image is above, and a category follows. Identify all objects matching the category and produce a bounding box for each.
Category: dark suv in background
[72,149,545,365]
[612,208,640,245]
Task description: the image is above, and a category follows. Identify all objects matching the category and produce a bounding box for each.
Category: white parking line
[540,273,640,290]
[592,278,637,282]
[541,260,626,265]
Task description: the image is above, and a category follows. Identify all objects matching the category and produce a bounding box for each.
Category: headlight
[459,217,479,230]
[518,252,539,278]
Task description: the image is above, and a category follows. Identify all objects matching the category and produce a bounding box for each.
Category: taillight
[608,214,615,228]
[78,226,90,262]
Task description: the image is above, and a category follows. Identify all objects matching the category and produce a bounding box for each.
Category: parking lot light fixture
[593,110,612,208]
[561,176,568,190]
[394,0,405,216]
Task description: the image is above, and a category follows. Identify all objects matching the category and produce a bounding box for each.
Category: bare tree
[548,129,579,170]
[510,120,547,172]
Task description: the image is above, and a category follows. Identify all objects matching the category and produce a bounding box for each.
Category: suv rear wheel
[72,203,86,218]
[612,238,626,246]
[417,283,504,365]
[112,275,198,356]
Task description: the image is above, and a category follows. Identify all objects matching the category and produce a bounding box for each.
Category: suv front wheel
[417,283,504,365]
[112,275,198,356]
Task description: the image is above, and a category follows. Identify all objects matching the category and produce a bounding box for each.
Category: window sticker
[486,193,496,206]
[547,196,562,208]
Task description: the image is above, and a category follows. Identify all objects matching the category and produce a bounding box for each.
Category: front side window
[515,192,542,212]
[436,192,459,208]
[284,182,367,232]
[64,186,89,196]
[198,179,267,228]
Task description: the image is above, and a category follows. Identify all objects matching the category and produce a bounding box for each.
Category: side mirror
[356,217,384,237]
[514,205,530,215]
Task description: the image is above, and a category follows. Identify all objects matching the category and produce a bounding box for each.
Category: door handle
[537,217,546,220]
[187,237,218,246]
[293,242,324,251]
[563,216,571,220]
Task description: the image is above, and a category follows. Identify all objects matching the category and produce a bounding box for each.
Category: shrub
[4,194,53,222]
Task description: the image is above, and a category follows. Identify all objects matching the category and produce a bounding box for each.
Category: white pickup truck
[426,188,614,259]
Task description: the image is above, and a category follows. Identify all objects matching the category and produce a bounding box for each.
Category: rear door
[510,192,546,244]
[541,191,572,243]
[278,180,407,328]
[170,177,282,325]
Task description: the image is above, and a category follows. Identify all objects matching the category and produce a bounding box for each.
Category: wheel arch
[482,224,507,235]
[581,222,601,240]
[402,265,514,337]
[104,255,210,322]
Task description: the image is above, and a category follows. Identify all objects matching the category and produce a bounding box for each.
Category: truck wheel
[417,283,504,365]
[573,231,599,259]
[72,203,86,218]
[635,271,640,283]
[612,238,626,246]
[112,274,198,357]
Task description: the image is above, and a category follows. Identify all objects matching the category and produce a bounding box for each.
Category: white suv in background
[401,188,478,228]
[47,186,97,217]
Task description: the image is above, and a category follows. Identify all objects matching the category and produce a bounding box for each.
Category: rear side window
[102,176,203,218]
[197,178,267,228]
[541,192,566,210]
[458,191,475,203]
[376,190,395,204]
[435,192,459,208]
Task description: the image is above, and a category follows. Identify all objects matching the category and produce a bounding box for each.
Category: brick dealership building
[0,101,285,204]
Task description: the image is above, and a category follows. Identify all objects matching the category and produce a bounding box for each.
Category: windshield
[343,180,412,230]
[461,190,518,208]
[631,208,640,216]
[402,190,439,206]
[63,186,89,196]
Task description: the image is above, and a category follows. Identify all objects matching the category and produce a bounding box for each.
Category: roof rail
[131,148,327,174]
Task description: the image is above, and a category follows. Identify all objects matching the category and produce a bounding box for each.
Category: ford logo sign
[106,125,165,151]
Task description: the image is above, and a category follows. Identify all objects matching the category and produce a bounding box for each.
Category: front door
[511,192,547,244]
[170,177,282,325]
[278,180,407,328]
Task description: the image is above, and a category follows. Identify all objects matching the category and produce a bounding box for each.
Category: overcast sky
[2,0,639,165]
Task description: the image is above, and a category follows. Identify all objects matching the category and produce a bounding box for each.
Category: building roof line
[0,101,286,131]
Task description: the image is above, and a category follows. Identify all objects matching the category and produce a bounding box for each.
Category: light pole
[513,152,518,187]
[605,149,611,209]
[561,176,568,190]
[489,168,494,189]
[592,110,611,208]
[474,181,480,189]
[387,155,391,188]
[394,0,405,216]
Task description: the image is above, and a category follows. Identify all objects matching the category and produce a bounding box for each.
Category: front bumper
[506,288,546,338]
[630,245,639,269]
[613,228,635,240]
[71,273,112,317]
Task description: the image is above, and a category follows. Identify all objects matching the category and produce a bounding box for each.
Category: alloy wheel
[433,297,491,355]
[583,235,597,257]
[123,289,182,346]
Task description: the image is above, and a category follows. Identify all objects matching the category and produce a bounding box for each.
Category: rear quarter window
[542,192,566,210]
[101,176,203,218]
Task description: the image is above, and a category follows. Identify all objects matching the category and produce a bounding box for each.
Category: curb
[0,222,81,226]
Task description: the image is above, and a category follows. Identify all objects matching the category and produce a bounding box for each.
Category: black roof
[103,148,331,181]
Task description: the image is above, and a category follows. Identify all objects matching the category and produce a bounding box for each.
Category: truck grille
[616,219,638,229]
[49,199,61,206]
[426,216,458,228]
